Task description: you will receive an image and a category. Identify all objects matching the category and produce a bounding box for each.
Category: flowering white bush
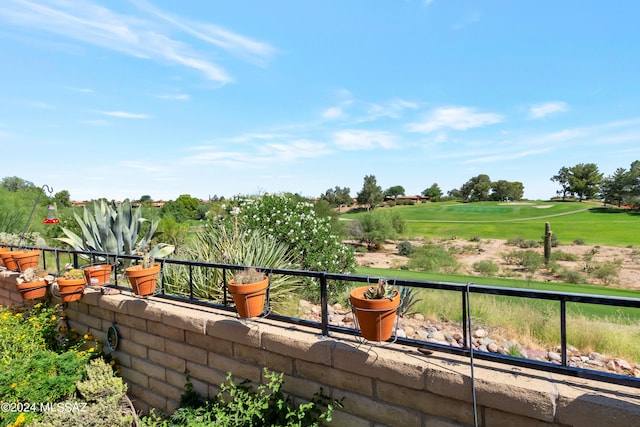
[231,194,355,275]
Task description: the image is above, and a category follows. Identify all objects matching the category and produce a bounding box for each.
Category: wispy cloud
[464,148,552,164]
[0,0,275,83]
[527,101,569,119]
[407,106,503,133]
[322,107,345,120]
[154,93,190,101]
[333,130,398,150]
[102,111,150,119]
[183,137,330,167]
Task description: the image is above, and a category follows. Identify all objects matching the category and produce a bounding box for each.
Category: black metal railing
[7,245,640,388]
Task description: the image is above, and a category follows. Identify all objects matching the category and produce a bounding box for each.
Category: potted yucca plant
[227,268,269,318]
[350,279,400,341]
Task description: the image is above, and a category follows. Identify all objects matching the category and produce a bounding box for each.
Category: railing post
[561,299,567,366]
[462,289,469,348]
[320,273,329,336]
[189,264,193,300]
[222,269,228,305]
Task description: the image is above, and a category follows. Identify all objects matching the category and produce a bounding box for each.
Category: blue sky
[1,0,639,202]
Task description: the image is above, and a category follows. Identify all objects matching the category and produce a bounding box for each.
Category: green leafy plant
[141,368,342,427]
[0,302,98,426]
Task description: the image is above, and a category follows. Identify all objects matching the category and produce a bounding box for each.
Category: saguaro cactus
[544,222,552,266]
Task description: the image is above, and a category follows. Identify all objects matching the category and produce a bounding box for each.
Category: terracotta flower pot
[350,286,400,342]
[125,263,161,297]
[0,247,9,267]
[57,277,87,302]
[12,250,41,272]
[0,251,19,271]
[16,279,48,300]
[227,276,269,318]
[84,264,112,286]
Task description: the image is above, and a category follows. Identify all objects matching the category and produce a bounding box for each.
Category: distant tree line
[551,161,640,205]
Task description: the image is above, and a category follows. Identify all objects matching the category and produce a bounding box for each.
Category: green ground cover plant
[0,302,98,426]
[141,368,342,427]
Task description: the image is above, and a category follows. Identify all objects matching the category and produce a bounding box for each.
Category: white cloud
[154,93,190,101]
[464,148,552,164]
[102,111,150,119]
[333,130,397,150]
[407,106,503,133]
[322,107,344,120]
[0,0,274,83]
[528,101,569,119]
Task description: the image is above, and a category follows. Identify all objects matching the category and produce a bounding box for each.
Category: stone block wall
[1,270,639,426]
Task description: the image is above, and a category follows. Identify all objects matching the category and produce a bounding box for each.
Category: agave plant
[57,199,174,266]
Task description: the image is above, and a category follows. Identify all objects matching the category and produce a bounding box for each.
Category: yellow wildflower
[88,347,95,353]
[12,412,26,426]
[50,315,56,321]
[34,303,42,308]
[10,382,17,388]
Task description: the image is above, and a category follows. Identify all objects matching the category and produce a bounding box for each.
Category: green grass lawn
[343,200,640,246]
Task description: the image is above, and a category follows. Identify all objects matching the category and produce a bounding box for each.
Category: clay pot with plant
[11,249,41,272]
[350,279,401,342]
[84,264,113,286]
[15,267,54,300]
[56,268,88,302]
[227,268,269,318]
[0,250,19,271]
[124,249,161,297]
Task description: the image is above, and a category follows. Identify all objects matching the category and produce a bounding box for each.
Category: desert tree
[567,163,603,202]
[356,175,383,210]
[421,183,443,201]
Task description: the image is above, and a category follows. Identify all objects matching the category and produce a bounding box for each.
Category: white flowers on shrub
[227,194,355,275]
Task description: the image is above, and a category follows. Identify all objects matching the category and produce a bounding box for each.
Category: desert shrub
[557,268,586,284]
[551,250,579,262]
[469,235,481,242]
[472,260,499,276]
[573,238,585,245]
[232,194,355,274]
[354,210,406,250]
[141,368,341,427]
[397,241,413,256]
[590,260,623,285]
[408,243,459,273]
[506,237,526,247]
[502,250,543,273]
